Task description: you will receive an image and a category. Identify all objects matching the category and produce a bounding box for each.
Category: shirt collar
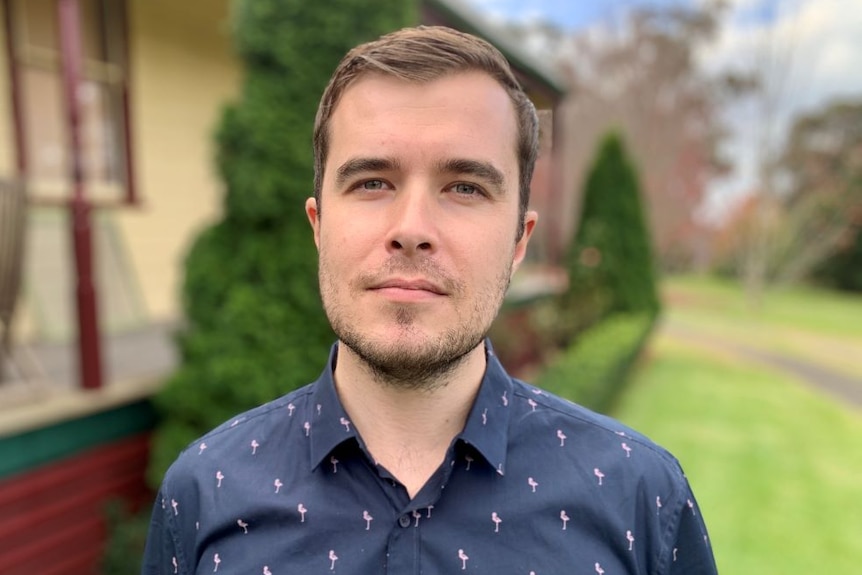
[308,341,514,474]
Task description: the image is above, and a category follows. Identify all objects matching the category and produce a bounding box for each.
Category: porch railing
[0,177,26,382]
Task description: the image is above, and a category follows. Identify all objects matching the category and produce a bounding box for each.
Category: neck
[333,341,487,497]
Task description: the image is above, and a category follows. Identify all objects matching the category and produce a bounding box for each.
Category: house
[0,0,566,572]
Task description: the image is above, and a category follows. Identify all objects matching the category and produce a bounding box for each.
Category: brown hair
[313,26,538,239]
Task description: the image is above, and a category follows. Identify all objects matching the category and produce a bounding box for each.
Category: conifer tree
[147,0,415,486]
[562,132,659,332]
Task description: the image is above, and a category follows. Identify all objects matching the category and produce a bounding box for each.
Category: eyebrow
[335,157,401,189]
[436,158,506,193]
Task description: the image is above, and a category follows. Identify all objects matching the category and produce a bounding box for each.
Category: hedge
[536,313,654,413]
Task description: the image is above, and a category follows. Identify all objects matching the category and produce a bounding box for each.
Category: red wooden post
[57,0,103,389]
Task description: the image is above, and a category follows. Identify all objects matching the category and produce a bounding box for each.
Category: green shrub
[536,313,653,413]
[561,132,660,332]
[146,0,415,489]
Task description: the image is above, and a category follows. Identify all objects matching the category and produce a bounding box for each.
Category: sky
[467,0,862,220]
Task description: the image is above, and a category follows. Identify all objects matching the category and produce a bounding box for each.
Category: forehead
[325,71,519,183]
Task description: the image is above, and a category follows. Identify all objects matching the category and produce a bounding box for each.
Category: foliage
[146,0,415,488]
[536,313,653,413]
[812,224,862,292]
[506,1,740,269]
[723,98,862,297]
[100,500,150,575]
[561,132,660,333]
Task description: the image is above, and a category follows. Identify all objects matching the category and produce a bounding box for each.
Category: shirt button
[398,515,412,528]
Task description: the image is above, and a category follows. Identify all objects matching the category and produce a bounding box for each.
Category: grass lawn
[663,275,862,380]
[614,334,862,574]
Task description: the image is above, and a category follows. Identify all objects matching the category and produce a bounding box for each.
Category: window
[6,0,132,203]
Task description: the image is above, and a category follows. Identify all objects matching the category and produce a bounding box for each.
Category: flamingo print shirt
[142,342,717,574]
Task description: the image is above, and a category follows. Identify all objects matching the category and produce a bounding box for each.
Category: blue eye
[362,180,385,190]
[453,183,477,195]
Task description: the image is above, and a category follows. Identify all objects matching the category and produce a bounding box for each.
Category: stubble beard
[319,253,513,392]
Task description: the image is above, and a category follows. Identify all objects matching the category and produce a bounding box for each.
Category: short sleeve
[666,485,718,575]
[141,490,184,575]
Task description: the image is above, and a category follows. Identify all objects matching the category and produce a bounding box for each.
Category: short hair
[313,26,539,239]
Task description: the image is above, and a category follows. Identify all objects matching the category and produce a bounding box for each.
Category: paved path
[662,318,862,409]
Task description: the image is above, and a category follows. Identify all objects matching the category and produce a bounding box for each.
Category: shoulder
[163,383,315,484]
[509,377,685,481]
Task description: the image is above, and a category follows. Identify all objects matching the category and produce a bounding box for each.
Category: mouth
[369,278,448,299]
[372,278,447,294]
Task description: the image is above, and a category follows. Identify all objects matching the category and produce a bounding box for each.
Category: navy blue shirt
[142,343,717,574]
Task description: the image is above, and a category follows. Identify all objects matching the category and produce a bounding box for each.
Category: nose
[385,188,438,256]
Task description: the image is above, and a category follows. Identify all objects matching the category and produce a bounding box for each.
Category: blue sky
[467,0,781,29]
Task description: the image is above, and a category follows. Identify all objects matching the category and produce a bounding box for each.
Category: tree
[561,132,659,332]
[506,1,736,270]
[770,99,862,285]
[146,0,415,487]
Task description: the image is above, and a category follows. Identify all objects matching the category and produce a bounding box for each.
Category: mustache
[355,257,461,294]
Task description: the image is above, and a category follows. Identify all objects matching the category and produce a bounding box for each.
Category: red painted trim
[0,433,152,575]
[57,0,104,390]
[2,0,26,174]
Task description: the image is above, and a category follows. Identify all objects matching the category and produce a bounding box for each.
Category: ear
[511,210,538,274]
[305,197,321,250]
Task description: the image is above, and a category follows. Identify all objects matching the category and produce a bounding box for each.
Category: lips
[371,278,447,295]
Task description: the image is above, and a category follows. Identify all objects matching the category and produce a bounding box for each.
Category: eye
[451,183,480,196]
[360,179,387,191]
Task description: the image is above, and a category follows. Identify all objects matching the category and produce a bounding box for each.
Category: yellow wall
[115,0,239,322]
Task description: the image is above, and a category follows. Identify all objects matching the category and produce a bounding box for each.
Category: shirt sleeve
[666,483,718,575]
[141,490,184,575]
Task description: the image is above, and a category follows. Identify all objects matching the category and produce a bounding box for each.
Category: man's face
[306,71,536,386]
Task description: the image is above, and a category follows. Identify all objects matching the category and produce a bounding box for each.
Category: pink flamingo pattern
[146,356,717,574]
[458,549,469,569]
[594,468,605,485]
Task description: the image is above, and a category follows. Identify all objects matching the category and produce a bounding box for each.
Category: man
[143,26,718,574]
